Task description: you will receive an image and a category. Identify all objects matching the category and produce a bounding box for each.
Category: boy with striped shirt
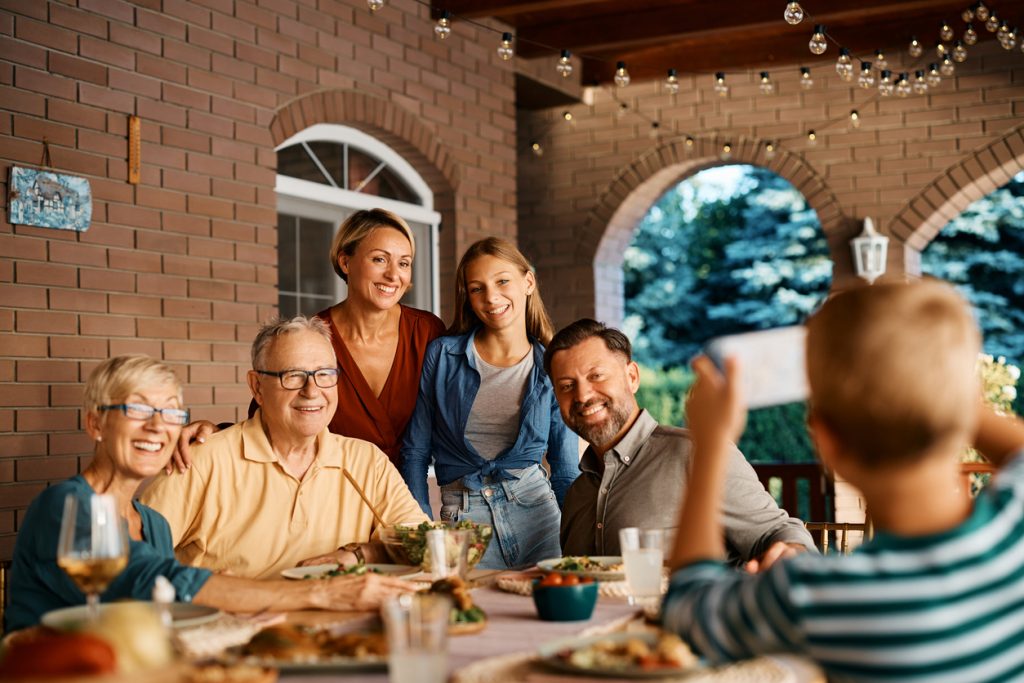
[662,279,1024,682]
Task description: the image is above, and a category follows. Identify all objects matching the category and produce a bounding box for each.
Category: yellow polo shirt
[140,411,429,579]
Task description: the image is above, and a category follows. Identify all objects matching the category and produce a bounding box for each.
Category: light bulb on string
[648,122,661,139]
[940,55,955,76]
[496,32,514,61]
[895,72,911,97]
[874,49,888,71]
[530,142,543,157]
[913,70,929,95]
[953,40,968,62]
[367,0,383,11]
[997,20,1010,39]
[616,102,629,119]
[849,109,861,128]
[909,36,923,58]
[962,6,974,23]
[721,141,732,160]
[878,69,894,96]
[935,40,948,58]
[713,72,729,97]
[986,13,999,32]
[614,61,630,88]
[940,21,954,41]
[664,69,680,95]
[927,63,942,87]
[800,67,814,89]
[684,136,695,154]
[561,110,574,126]
[759,71,775,94]
[964,24,978,45]
[555,49,573,78]
[784,1,804,25]
[975,2,989,22]
[836,48,853,80]
[434,11,451,39]
[764,141,776,159]
[1003,28,1019,51]
[806,130,817,146]
[858,61,875,88]
[809,25,828,55]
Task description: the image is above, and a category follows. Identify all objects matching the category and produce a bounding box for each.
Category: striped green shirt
[661,451,1024,682]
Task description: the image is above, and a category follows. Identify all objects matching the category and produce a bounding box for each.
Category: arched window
[275,123,441,317]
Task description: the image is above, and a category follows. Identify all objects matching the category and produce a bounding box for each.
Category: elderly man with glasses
[141,316,428,580]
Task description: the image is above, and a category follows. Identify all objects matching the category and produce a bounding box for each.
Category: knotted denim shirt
[400,329,580,516]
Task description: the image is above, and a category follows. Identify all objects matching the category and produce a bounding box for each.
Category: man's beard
[566,399,632,449]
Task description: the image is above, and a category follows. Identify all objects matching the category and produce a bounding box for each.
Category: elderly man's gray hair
[251,316,333,369]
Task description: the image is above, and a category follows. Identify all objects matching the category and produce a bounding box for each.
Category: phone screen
[703,326,808,409]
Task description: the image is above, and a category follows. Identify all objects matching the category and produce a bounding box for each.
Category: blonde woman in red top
[171,209,444,469]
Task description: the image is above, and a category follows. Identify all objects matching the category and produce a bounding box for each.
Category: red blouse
[317,305,446,466]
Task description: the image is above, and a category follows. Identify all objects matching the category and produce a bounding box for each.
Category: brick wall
[0,0,517,559]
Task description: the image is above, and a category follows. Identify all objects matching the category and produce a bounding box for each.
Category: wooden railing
[752,463,834,523]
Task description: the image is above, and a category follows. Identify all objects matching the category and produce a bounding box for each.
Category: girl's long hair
[447,237,555,345]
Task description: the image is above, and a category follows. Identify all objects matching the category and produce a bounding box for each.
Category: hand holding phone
[703,326,808,409]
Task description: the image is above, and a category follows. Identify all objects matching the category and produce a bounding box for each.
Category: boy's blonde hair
[83,355,183,415]
[806,279,980,467]
[329,208,415,282]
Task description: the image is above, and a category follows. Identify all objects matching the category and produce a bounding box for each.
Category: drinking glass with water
[382,592,452,683]
[619,527,665,607]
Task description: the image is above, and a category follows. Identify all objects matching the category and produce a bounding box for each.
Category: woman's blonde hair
[448,237,555,345]
[83,355,183,415]
[329,208,416,282]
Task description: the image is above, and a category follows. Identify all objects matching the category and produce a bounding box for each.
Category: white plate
[41,601,221,629]
[538,631,704,679]
[537,556,625,581]
[280,563,420,580]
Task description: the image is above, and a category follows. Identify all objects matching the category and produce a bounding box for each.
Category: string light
[562,110,573,122]
[997,20,1011,41]
[809,25,828,55]
[858,61,875,88]
[849,109,860,128]
[975,2,990,22]
[721,141,733,160]
[684,136,695,154]
[367,0,383,11]
[909,36,923,58]
[895,72,912,97]
[713,72,729,97]
[878,69,894,96]
[664,68,680,95]
[913,70,929,95]
[986,13,1000,32]
[784,1,804,25]
[964,24,979,45]
[806,130,817,146]
[648,121,661,139]
[555,49,573,78]
[497,32,514,60]
[800,67,814,89]
[434,10,451,39]
[616,102,629,118]
[874,49,888,71]
[764,141,776,159]
[962,5,974,22]
[759,71,775,94]
[614,61,631,88]
[1002,27,1019,50]
[941,54,956,76]
[530,142,543,156]
[940,21,954,41]
[835,47,853,80]
[936,40,948,59]
[953,40,968,62]
[927,63,942,87]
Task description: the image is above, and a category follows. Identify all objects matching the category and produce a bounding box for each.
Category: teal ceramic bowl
[531,579,599,621]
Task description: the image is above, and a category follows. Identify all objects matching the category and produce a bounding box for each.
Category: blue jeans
[439,465,561,570]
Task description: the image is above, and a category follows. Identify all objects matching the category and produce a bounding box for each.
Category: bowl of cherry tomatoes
[532,573,599,622]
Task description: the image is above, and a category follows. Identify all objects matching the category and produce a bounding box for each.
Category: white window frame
[275,123,441,315]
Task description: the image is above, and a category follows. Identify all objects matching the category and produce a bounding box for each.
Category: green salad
[302,562,380,580]
[385,521,492,570]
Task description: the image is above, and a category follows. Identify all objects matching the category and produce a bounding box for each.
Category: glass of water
[382,592,451,683]
[619,527,664,607]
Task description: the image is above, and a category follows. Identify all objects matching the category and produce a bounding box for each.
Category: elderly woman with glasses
[140,316,428,578]
[6,354,415,632]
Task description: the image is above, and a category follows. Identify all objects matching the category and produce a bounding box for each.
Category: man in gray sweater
[544,319,814,572]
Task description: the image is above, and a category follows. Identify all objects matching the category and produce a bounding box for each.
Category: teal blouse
[6,475,212,632]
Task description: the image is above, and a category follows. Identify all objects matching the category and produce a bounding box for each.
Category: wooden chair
[752,463,834,523]
[805,522,872,555]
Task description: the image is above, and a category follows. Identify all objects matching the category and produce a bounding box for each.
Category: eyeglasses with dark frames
[256,367,341,390]
[98,403,191,426]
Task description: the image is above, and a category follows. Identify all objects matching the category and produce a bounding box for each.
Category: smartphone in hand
[703,326,808,409]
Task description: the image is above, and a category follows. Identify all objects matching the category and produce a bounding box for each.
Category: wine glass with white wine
[56,494,129,620]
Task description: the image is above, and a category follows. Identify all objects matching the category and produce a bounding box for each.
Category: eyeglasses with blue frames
[98,403,191,426]
[256,367,341,390]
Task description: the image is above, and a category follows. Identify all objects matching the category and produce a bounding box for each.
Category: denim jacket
[400,329,580,516]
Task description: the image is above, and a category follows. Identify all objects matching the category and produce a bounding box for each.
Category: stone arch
[582,135,846,326]
[890,124,1024,274]
[269,89,459,318]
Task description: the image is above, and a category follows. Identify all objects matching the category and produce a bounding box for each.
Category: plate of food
[280,563,420,580]
[537,556,625,581]
[41,601,221,629]
[538,631,701,679]
[228,624,387,673]
[427,576,488,636]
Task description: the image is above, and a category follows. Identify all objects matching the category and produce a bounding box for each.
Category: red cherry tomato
[580,576,595,584]
[540,573,563,587]
[562,574,580,586]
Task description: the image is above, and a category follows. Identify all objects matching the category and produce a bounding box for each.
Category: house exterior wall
[0,0,516,559]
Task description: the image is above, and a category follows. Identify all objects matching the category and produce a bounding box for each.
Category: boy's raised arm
[973,402,1024,469]
[669,356,747,570]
